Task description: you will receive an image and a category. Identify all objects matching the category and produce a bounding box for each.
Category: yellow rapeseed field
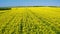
[0,7,60,34]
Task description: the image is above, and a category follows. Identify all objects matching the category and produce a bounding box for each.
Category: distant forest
[0,6,60,10]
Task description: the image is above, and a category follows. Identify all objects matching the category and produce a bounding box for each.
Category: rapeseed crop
[0,7,60,34]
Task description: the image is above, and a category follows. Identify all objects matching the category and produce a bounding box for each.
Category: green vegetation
[0,8,11,10]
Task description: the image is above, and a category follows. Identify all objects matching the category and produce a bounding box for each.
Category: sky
[0,0,60,7]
